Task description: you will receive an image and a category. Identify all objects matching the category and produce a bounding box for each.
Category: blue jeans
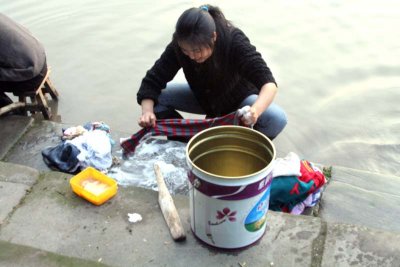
[154,82,287,139]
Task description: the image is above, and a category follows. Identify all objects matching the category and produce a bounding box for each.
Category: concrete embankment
[0,115,399,267]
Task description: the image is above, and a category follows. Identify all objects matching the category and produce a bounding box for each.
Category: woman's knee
[156,82,204,114]
[256,104,287,139]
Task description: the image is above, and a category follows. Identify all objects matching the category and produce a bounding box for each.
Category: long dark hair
[173,4,233,71]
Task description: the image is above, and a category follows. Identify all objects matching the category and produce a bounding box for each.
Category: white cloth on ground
[272,152,301,178]
[66,130,112,171]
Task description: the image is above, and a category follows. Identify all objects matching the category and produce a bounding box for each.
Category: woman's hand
[138,111,156,128]
[138,99,156,128]
[238,106,259,126]
[245,82,278,126]
[245,106,259,126]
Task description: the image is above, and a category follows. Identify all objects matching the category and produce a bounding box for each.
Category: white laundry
[272,152,302,178]
[66,130,113,171]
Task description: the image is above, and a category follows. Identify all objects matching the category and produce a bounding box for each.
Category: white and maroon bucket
[186,126,275,249]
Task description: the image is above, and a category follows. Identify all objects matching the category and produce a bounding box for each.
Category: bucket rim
[186,125,276,180]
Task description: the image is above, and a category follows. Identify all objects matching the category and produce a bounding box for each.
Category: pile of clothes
[270,152,326,214]
[42,122,114,173]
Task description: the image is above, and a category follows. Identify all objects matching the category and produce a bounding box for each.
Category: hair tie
[200,5,209,12]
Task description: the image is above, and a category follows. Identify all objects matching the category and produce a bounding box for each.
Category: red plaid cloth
[121,112,243,154]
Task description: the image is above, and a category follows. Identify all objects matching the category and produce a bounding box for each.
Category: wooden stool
[0,68,59,119]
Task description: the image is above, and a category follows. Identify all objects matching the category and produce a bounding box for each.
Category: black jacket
[0,13,46,82]
[137,28,276,117]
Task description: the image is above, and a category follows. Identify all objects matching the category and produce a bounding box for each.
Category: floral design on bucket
[210,207,237,225]
[206,208,237,244]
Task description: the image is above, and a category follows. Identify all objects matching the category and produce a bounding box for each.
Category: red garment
[299,160,325,193]
[121,112,243,154]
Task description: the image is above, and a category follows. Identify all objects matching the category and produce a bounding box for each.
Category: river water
[2,0,399,177]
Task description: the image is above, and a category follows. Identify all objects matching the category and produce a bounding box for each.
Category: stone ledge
[0,116,33,160]
[319,166,400,233]
[0,240,110,267]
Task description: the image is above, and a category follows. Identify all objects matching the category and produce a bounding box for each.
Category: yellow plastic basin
[70,167,118,205]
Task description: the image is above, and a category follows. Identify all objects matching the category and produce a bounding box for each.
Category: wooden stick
[0,102,25,116]
[154,162,186,241]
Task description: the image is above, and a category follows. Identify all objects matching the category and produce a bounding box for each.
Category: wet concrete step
[0,162,39,225]
[0,240,109,267]
[0,116,33,161]
[319,166,400,233]
[2,116,400,236]
[0,164,399,267]
[2,167,305,266]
